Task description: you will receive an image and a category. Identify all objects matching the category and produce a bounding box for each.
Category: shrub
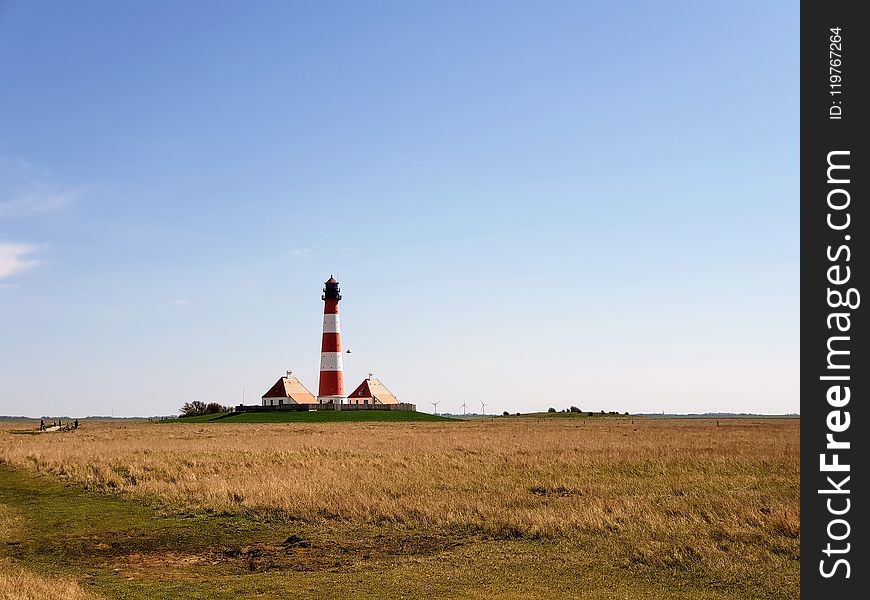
[179,401,207,417]
[179,401,228,417]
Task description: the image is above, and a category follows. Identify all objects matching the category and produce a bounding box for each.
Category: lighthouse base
[317,396,345,405]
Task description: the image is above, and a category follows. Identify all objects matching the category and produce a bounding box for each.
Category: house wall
[262,397,297,406]
[347,396,400,405]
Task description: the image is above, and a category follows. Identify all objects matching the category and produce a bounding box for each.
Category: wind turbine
[480,400,487,415]
[461,398,467,415]
[431,401,440,415]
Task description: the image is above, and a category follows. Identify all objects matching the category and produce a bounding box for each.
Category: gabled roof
[348,379,371,399]
[261,376,317,404]
[348,378,400,404]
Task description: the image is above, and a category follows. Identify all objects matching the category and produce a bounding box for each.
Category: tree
[502,410,510,416]
[547,407,556,413]
[569,406,582,413]
[205,402,226,414]
[180,400,207,417]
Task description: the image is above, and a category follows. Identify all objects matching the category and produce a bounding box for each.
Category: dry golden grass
[0,504,25,542]
[0,558,101,600]
[1,506,100,600]
[0,417,799,593]
[0,559,101,600]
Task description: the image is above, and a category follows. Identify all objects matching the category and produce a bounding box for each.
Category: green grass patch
[220,410,450,423]
[171,413,233,423]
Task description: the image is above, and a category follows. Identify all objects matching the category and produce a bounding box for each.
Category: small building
[347,375,400,406]
[261,372,317,406]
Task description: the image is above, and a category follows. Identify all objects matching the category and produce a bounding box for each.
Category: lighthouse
[317,276,345,404]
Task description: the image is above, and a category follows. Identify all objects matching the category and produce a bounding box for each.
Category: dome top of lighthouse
[323,276,341,301]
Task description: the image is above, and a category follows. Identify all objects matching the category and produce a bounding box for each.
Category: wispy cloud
[0,243,40,279]
[0,190,77,218]
[0,158,75,282]
[0,156,78,218]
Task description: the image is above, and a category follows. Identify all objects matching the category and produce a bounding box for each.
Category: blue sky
[0,1,798,417]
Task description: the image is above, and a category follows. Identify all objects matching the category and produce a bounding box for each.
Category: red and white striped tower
[317,276,345,404]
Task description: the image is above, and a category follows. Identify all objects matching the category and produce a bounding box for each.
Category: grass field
[0,417,799,599]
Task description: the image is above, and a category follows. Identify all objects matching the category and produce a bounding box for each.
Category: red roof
[349,379,371,398]
[262,378,288,398]
[326,276,338,284]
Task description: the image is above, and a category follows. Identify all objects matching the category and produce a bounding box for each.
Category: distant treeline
[635,413,800,418]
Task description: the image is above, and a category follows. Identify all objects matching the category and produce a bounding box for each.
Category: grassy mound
[171,413,231,422]
[172,410,450,423]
